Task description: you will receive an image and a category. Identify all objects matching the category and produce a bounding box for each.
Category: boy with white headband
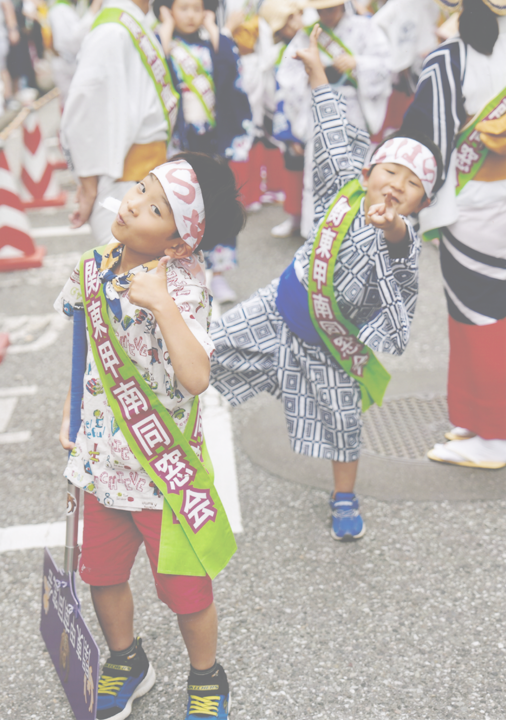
[56,153,244,720]
[210,27,442,542]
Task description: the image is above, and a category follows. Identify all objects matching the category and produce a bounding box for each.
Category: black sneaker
[96,637,156,720]
[185,663,230,718]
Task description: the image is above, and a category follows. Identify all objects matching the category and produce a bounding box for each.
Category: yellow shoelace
[188,694,221,716]
[98,675,128,696]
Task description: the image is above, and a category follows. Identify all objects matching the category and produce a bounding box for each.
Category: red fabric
[264,146,284,192]
[448,316,506,439]
[283,168,304,216]
[229,145,263,207]
[370,90,414,144]
[79,493,213,615]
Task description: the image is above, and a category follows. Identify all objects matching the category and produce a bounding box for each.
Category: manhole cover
[362,395,451,461]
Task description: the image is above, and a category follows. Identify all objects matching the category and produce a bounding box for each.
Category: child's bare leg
[331,458,359,496]
[91,582,134,652]
[178,601,218,670]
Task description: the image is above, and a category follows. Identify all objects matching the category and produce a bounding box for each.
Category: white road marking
[0,386,36,442]
[0,314,67,354]
[0,385,38,397]
[202,387,243,534]
[0,431,32,444]
[201,292,243,534]
[0,397,18,432]
[0,521,83,553]
[31,224,92,239]
[0,251,81,289]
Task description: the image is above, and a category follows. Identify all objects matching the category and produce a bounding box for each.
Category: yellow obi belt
[120,142,168,182]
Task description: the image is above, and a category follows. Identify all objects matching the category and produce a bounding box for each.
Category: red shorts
[79,493,213,615]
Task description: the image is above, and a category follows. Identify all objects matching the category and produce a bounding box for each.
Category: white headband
[369,137,438,197]
[151,160,206,251]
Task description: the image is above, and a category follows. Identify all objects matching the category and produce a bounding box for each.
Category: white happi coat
[49,1,96,103]
[61,0,169,243]
[277,8,391,237]
[372,0,439,75]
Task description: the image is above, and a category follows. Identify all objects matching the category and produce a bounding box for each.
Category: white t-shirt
[54,248,214,511]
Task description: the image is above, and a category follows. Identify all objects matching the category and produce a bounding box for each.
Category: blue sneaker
[97,638,156,720]
[329,492,366,541]
[186,663,230,718]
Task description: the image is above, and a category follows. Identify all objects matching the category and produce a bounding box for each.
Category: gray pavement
[1,162,506,720]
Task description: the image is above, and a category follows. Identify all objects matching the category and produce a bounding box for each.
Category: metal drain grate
[362,395,451,461]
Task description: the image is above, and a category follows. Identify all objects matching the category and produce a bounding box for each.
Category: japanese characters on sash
[404,0,506,467]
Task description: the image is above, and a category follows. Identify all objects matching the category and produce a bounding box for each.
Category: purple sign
[40,548,100,720]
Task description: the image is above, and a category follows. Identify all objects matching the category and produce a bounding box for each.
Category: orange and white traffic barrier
[19,111,67,209]
[0,333,9,363]
[0,146,46,271]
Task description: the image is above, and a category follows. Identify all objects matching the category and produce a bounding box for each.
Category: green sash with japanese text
[79,247,236,579]
[171,39,216,127]
[305,21,357,89]
[92,8,179,138]
[308,179,391,411]
[423,85,506,242]
[454,85,506,194]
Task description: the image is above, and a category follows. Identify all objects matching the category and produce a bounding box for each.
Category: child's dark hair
[153,0,218,18]
[459,0,499,56]
[170,152,246,252]
[370,128,444,198]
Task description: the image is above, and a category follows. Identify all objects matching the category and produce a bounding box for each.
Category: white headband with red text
[369,137,438,197]
[151,160,205,251]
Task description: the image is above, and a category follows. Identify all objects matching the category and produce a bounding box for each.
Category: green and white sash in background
[92,8,180,137]
[308,179,391,411]
[79,247,236,579]
[171,39,216,127]
[455,85,506,194]
[305,21,358,89]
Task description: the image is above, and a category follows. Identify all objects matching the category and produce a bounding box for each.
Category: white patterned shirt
[294,86,421,356]
[55,251,214,511]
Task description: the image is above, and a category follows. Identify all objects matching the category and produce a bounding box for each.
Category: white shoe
[444,426,475,441]
[271,217,300,238]
[211,276,237,304]
[428,436,506,469]
[246,201,262,213]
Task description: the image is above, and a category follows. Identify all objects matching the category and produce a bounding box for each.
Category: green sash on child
[92,8,179,138]
[171,39,217,127]
[308,179,391,411]
[305,21,358,89]
[79,247,236,580]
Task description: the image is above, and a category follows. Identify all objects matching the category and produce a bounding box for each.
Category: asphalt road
[1,164,506,720]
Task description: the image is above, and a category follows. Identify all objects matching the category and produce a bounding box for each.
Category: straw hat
[306,0,347,9]
[434,0,506,13]
[259,0,305,34]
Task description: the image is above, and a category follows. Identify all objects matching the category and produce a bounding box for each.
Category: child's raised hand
[128,258,173,314]
[295,25,328,90]
[295,25,321,72]
[159,5,174,30]
[203,10,220,51]
[203,9,217,31]
[365,194,407,243]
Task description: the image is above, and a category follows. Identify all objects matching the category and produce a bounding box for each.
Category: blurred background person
[403,0,506,468]
[0,0,20,111]
[276,0,392,238]
[48,0,102,105]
